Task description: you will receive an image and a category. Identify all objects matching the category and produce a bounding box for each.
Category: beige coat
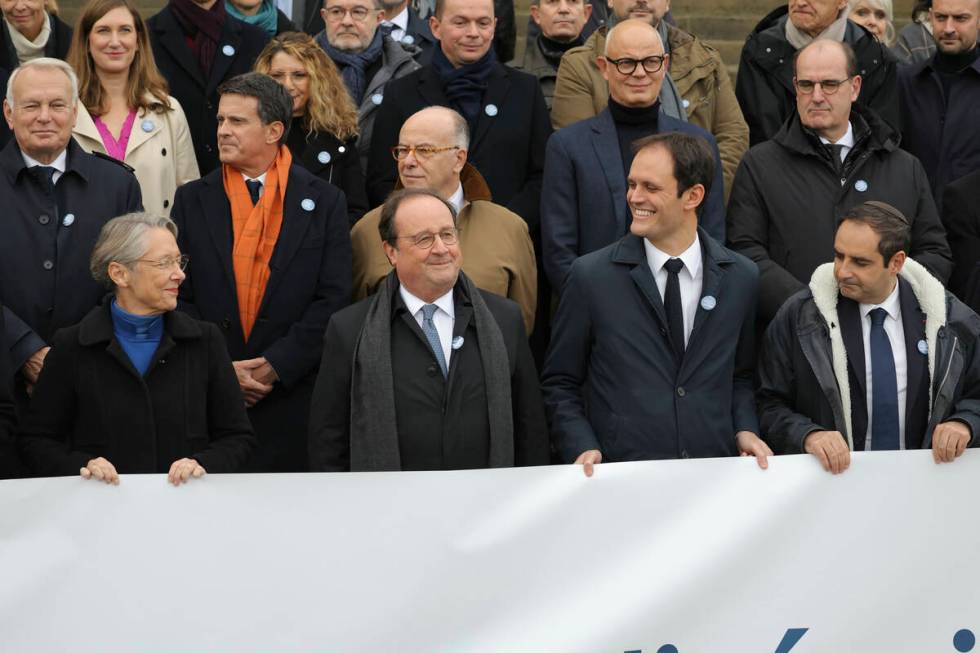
[551,25,748,197]
[351,165,538,334]
[72,94,199,216]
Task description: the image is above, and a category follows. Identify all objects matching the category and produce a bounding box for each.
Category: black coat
[286,125,368,224]
[0,13,71,72]
[18,304,256,476]
[309,277,549,471]
[735,7,898,147]
[942,169,980,312]
[542,230,760,463]
[172,163,352,472]
[366,63,552,233]
[0,306,20,479]
[0,139,142,372]
[148,7,270,173]
[727,106,952,324]
[399,9,436,64]
[898,55,980,209]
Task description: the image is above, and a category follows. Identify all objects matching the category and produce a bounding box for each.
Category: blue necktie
[869,308,900,450]
[421,304,448,378]
[245,179,262,206]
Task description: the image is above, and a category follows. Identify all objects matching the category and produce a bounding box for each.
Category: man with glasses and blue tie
[309,187,549,472]
[758,201,980,473]
[727,39,951,329]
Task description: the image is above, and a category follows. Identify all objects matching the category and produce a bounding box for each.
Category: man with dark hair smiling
[758,201,980,474]
[543,132,768,477]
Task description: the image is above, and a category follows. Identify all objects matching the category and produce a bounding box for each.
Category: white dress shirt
[859,282,908,449]
[447,183,465,214]
[819,121,855,184]
[241,171,268,200]
[22,150,67,184]
[400,285,455,367]
[384,7,409,42]
[644,234,703,347]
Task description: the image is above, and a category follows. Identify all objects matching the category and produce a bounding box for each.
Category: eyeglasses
[605,55,666,75]
[397,228,459,249]
[135,254,190,271]
[323,6,372,21]
[391,145,460,161]
[794,77,853,95]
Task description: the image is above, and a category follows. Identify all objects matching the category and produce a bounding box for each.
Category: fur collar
[808,258,946,447]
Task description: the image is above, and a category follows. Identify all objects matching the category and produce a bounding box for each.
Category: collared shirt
[644,234,703,347]
[447,183,465,214]
[859,282,908,449]
[819,121,855,167]
[241,171,268,200]
[384,7,409,42]
[400,285,455,367]
[22,149,68,184]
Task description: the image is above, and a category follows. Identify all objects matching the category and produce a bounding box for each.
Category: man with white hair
[0,58,142,396]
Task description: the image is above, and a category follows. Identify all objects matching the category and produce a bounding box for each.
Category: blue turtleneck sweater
[110,299,164,375]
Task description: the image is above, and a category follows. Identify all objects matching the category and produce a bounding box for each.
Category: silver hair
[90,213,179,288]
[5,58,79,108]
[405,105,471,149]
[847,0,896,45]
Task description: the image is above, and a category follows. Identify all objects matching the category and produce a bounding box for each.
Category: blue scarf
[225,0,279,38]
[431,44,496,127]
[316,28,384,105]
[110,299,164,376]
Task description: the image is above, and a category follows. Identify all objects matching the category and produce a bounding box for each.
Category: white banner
[1,452,978,652]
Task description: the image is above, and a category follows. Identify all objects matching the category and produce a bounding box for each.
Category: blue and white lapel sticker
[402,34,415,45]
[918,339,928,355]
[222,45,235,57]
[371,93,384,106]
[301,198,315,211]
[338,145,346,153]
[700,295,716,311]
[854,179,869,192]
[451,336,464,350]
[62,213,75,227]
[317,151,331,164]
[140,119,154,133]
[484,103,498,117]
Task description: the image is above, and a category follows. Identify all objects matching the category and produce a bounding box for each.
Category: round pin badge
[222,45,235,57]
[338,146,346,153]
[855,179,869,192]
[682,99,690,109]
[317,151,331,164]
[301,198,316,211]
[371,93,384,106]
[451,336,464,350]
[700,295,717,311]
[62,213,75,227]
[141,119,154,133]
[918,339,928,355]
[402,34,415,45]
[484,104,498,117]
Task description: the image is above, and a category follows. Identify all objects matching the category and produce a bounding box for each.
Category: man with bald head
[350,106,538,334]
[541,19,724,292]
[727,39,951,326]
[736,0,897,146]
[550,0,747,196]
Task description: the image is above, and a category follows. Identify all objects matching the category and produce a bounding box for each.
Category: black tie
[245,179,262,206]
[663,258,685,359]
[31,165,56,194]
[829,143,846,176]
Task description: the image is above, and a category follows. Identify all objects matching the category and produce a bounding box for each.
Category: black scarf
[537,33,583,69]
[431,44,496,126]
[316,28,384,105]
[169,0,226,75]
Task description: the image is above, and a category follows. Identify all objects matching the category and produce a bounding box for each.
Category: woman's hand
[80,457,119,485]
[167,458,206,486]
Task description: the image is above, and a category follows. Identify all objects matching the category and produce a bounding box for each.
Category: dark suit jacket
[366,63,552,232]
[287,128,368,225]
[541,108,727,291]
[542,229,760,462]
[943,169,980,312]
[0,305,20,479]
[172,163,352,471]
[309,276,549,471]
[402,9,436,64]
[836,281,931,450]
[148,7,270,173]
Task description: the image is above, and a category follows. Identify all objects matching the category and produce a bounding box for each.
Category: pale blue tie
[421,304,447,378]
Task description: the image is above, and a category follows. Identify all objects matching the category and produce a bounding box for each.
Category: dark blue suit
[172,163,352,471]
[540,109,726,291]
[542,230,759,462]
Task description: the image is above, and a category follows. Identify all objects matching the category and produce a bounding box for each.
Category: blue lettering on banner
[622,627,975,651]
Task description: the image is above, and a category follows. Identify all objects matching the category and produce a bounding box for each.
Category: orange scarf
[222,146,292,340]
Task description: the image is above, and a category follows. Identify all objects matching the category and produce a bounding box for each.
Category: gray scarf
[349,271,514,471]
[784,11,849,50]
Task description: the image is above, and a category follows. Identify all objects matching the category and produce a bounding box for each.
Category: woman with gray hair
[18,212,256,485]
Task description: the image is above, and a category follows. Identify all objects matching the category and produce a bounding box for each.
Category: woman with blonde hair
[0,0,72,72]
[255,31,367,224]
[848,0,897,46]
[67,0,199,216]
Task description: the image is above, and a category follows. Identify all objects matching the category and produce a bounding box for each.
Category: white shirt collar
[819,121,855,149]
[386,6,409,31]
[644,233,702,280]
[22,149,67,176]
[447,183,465,214]
[399,284,454,319]
[241,171,267,185]
[859,280,901,322]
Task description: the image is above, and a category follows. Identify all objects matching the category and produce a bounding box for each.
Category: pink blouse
[93,110,137,161]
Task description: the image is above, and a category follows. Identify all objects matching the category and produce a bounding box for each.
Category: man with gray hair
[315,0,421,167]
[171,72,351,472]
[0,58,142,398]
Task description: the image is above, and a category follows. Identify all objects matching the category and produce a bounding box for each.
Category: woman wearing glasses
[19,213,256,484]
[254,31,368,224]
